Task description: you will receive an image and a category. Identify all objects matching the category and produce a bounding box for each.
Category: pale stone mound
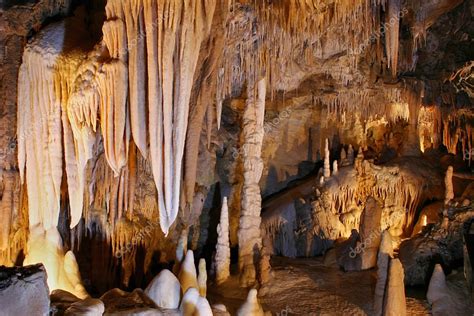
[237,289,265,316]
[0,264,50,316]
[425,264,472,316]
[145,269,181,309]
[24,226,88,298]
[179,250,198,294]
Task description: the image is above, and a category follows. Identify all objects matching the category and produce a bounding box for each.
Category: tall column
[238,77,266,287]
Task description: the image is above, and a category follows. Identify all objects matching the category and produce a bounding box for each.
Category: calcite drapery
[238,77,266,286]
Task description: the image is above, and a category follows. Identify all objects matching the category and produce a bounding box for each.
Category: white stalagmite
[180,287,200,316]
[144,269,181,309]
[215,197,231,285]
[179,249,198,294]
[236,289,265,316]
[238,77,266,287]
[333,160,339,175]
[444,166,454,204]
[324,138,331,178]
[198,258,207,297]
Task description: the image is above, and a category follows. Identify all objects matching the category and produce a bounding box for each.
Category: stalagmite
[198,258,207,297]
[333,160,339,175]
[359,197,382,270]
[215,197,231,285]
[374,230,394,316]
[445,166,454,204]
[347,145,355,164]
[324,138,331,178]
[238,78,266,287]
[236,289,265,316]
[427,264,447,305]
[195,297,213,316]
[383,259,406,316]
[179,250,198,294]
[24,226,88,299]
[180,287,200,316]
[144,269,181,309]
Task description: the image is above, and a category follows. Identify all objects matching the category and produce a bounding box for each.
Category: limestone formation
[374,230,393,316]
[237,289,265,316]
[2,0,473,315]
[24,226,88,298]
[198,258,207,297]
[383,259,406,316]
[238,78,266,287]
[180,287,200,316]
[0,264,50,316]
[445,166,454,204]
[145,269,181,309]
[179,250,198,294]
[347,145,355,165]
[359,197,383,270]
[215,197,231,285]
[323,138,331,178]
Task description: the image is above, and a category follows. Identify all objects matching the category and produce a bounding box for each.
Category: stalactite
[17,22,69,231]
[385,0,401,77]
[238,77,266,287]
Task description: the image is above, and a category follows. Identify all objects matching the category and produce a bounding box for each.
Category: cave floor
[208,256,431,315]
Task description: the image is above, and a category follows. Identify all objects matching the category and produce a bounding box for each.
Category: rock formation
[179,250,198,294]
[445,166,454,204]
[145,269,181,309]
[237,289,265,316]
[359,197,383,270]
[374,231,394,316]
[0,264,50,316]
[238,78,266,287]
[383,259,406,316]
[323,138,331,178]
[0,0,472,314]
[198,258,207,297]
[215,197,231,285]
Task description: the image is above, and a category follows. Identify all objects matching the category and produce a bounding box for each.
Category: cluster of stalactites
[102,0,216,235]
[17,0,217,236]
